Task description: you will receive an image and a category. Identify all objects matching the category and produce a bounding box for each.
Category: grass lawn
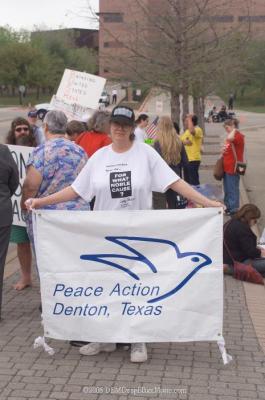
[0,95,51,108]
[236,104,265,114]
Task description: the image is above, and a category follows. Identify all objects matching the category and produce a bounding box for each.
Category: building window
[104,41,124,48]
[239,15,265,22]
[102,13,123,23]
[208,15,234,23]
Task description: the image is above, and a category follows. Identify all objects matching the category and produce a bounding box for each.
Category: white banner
[34,208,223,343]
[56,69,106,110]
[8,145,32,227]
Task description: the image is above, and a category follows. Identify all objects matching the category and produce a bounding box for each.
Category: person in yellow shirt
[181,114,203,185]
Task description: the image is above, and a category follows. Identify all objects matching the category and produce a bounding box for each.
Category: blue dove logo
[80,236,212,303]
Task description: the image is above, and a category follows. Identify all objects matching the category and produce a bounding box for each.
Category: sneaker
[130,342,148,363]
[79,342,116,356]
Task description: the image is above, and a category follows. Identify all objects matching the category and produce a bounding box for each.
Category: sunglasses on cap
[15,126,29,133]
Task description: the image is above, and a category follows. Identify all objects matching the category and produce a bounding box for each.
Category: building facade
[99,0,265,78]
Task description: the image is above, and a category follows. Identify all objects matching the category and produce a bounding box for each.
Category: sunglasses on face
[15,126,29,133]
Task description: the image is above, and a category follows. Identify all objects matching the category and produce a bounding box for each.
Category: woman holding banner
[6,117,36,291]
[26,106,224,363]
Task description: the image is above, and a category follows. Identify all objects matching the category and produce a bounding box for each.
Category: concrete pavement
[1,270,265,400]
[1,94,265,400]
[240,125,265,232]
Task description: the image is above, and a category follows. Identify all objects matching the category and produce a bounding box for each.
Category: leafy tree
[0,25,98,100]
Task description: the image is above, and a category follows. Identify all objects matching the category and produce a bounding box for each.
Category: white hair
[44,110,67,134]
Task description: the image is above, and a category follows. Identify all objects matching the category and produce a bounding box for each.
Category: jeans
[184,161,200,186]
[226,258,265,276]
[245,258,265,274]
[152,192,167,209]
[0,225,12,318]
[223,173,240,213]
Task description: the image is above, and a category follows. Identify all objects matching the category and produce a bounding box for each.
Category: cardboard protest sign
[50,96,93,121]
[33,208,224,344]
[8,145,32,227]
[56,69,106,110]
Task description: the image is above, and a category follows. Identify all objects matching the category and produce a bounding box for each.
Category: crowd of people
[1,101,264,361]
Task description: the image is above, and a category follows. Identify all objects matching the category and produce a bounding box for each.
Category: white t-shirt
[134,126,147,143]
[72,142,179,211]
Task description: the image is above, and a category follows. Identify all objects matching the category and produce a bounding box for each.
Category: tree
[96,0,252,125]
[30,29,98,93]
[0,25,99,100]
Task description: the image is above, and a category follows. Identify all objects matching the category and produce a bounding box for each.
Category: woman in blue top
[22,110,90,251]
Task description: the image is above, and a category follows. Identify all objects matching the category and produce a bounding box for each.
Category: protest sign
[50,96,93,121]
[8,145,32,227]
[56,69,106,110]
[34,208,224,344]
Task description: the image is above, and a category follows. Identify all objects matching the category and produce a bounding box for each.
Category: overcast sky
[0,0,99,31]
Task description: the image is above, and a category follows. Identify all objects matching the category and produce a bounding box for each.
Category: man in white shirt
[112,89,118,104]
[134,114,149,142]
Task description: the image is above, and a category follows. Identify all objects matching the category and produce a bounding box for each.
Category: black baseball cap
[110,106,135,126]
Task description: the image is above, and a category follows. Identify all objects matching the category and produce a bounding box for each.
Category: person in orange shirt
[75,111,112,157]
[222,118,245,215]
[66,120,87,142]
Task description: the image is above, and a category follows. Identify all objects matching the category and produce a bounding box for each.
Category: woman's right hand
[25,198,41,210]
[205,199,226,210]
[260,248,265,258]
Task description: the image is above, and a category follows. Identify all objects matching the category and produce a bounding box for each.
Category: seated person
[208,106,217,118]
[218,105,228,121]
[223,204,265,275]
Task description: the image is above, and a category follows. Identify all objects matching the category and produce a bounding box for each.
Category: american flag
[146,116,159,139]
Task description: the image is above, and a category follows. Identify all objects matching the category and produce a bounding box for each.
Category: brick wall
[99,0,265,78]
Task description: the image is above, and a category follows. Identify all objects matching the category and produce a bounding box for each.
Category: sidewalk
[1,93,265,400]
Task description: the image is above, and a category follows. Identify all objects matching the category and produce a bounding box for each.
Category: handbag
[223,221,264,285]
[213,157,224,181]
[233,261,264,284]
[231,143,247,175]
